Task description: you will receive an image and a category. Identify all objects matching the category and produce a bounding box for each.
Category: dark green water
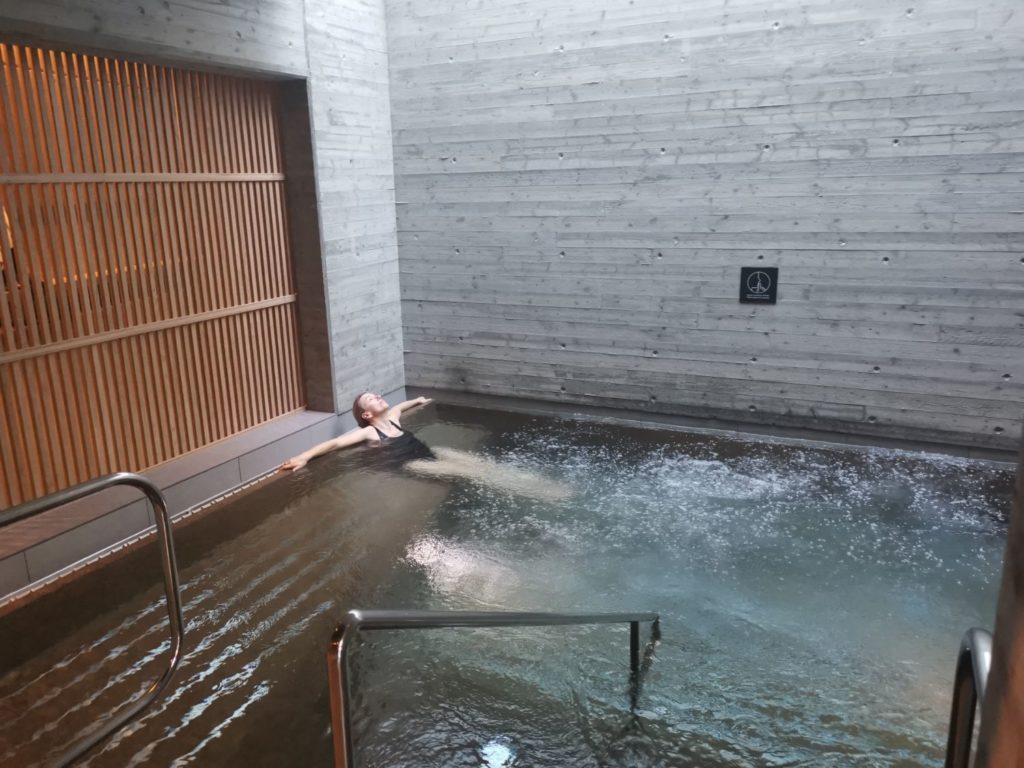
[0,404,1012,767]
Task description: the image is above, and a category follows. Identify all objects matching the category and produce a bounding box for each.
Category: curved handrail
[0,472,185,767]
[326,609,661,768]
[944,627,993,768]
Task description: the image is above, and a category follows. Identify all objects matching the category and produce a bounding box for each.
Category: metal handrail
[0,472,186,767]
[326,609,661,768]
[944,627,993,768]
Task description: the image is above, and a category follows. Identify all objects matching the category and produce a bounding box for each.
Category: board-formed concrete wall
[387,0,1024,452]
[0,0,405,410]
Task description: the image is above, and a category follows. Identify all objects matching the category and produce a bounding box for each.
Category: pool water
[0,405,1012,767]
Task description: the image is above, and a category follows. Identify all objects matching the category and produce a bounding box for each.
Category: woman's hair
[352,393,371,427]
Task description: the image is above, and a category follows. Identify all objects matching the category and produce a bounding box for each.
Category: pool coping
[409,387,1018,468]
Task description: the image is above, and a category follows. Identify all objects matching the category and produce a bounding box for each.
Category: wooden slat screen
[0,44,304,507]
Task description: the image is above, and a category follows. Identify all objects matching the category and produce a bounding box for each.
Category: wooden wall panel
[0,43,302,507]
[386,0,1024,452]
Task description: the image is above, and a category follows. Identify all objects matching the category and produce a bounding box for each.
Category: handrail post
[327,625,351,768]
[629,620,640,676]
[0,472,185,767]
[944,628,993,768]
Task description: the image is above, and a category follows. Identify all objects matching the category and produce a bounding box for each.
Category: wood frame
[0,43,304,507]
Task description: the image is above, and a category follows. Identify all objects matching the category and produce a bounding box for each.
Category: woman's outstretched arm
[387,396,433,421]
[279,426,378,471]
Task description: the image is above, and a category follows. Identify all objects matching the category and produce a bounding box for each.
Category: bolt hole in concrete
[0,405,1012,767]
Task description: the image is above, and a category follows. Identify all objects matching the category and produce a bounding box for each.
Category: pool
[0,404,1012,767]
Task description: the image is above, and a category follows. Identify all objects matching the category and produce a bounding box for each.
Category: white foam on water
[405,535,521,606]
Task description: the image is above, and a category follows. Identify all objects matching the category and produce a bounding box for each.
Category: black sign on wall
[739,267,778,304]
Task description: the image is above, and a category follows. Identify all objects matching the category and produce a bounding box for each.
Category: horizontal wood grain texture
[0,43,302,506]
[387,0,1024,450]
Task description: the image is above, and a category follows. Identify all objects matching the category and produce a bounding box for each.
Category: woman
[280,393,434,471]
[280,393,570,502]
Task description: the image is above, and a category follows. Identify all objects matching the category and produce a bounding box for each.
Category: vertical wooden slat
[129,61,153,173]
[85,55,113,173]
[260,308,283,418]
[93,341,126,470]
[238,79,256,175]
[111,60,138,173]
[110,337,147,470]
[169,327,197,451]
[44,184,85,340]
[135,64,172,320]
[209,182,234,308]
[64,54,109,336]
[0,418,16,507]
[168,184,196,316]
[252,182,276,301]
[1,187,42,349]
[68,53,96,172]
[0,367,27,504]
[109,184,142,328]
[49,51,98,338]
[249,82,270,174]
[188,322,218,444]
[218,317,242,436]
[194,71,214,174]
[65,346,102,479]
[152,329,182,458]
[0,46,22,174]
[240,183,262,303]
[227,314,252,430]
[123,188,148,326]
[87,340,120,473]
[126,334,157,468]
[13,185,56,345]
[269,183,290,296]
[10,184,54,345]
[0,190,24,352]
[12,46,42,175]
[20,358,55,492]
[208,319,234,436]
[40,354,74,487]
[225,185,247,306]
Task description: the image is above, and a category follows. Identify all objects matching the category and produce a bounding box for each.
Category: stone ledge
[0,410,337,600]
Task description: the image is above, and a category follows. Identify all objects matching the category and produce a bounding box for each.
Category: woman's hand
[414,396,433,406]
[279,456,308,472]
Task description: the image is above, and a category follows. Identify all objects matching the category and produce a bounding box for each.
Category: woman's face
[359,393,389,418]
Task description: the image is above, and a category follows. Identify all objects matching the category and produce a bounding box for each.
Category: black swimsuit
[372,420,436,469]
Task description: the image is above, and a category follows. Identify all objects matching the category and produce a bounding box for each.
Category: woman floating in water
[280,393,569,502]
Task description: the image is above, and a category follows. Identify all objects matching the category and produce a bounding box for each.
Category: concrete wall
[387,0,1024,452]
[0,0,405,409]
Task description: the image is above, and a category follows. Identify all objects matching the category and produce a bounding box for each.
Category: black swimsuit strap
[374,420,404,439]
